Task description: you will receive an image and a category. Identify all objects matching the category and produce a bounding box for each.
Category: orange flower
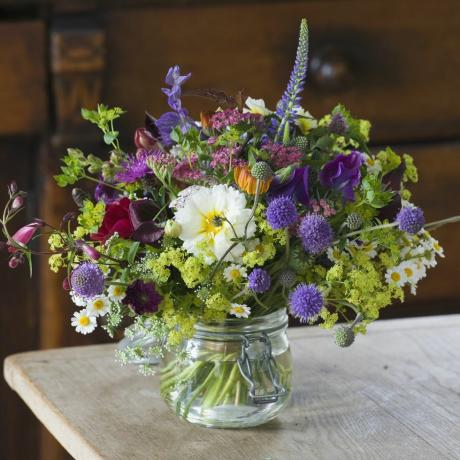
[200,111,213,129]
[234,165,272,195]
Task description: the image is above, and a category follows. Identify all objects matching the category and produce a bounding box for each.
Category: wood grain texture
[105,0,460,145]
[4,315,460,460]
[0,22,47,135]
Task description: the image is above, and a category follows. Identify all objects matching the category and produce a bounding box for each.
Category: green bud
[251,162,273,181]
[164,220,182,238]
[334,326,355,347]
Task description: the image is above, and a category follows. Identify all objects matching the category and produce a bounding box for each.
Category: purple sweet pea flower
[162,65,191,113]
[268,166,310,206]
[319,151,363,202]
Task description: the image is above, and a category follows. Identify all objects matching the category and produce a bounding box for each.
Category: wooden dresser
[0,1,459,459]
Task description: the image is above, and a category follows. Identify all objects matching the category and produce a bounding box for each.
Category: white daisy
[108,284,126,302]
[362,154,382,175]
[86,295,110,317]
[385,266,407,287]
[71,309,97,335]
[399,260,426,294]
[348,240,378,259]
[230,303,251,319]
[70,290,87,307]
[223,264,247,283]
[424,236,444,258]
[174,184,256,264]
[243,97,273,116]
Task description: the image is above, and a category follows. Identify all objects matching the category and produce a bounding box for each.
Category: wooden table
[4,315,460,460]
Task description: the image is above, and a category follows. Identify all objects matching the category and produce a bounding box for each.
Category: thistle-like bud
[72,188,91,208]
[334,326,355,347]
[345,213,363,231]
[279,269,296,288]
[293,136,309,152]
[134,128,157,150]
[251,161,273,181]
[164,220,182,238]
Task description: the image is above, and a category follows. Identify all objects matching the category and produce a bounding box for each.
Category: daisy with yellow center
[230,303,251,319]
[223,264,247,283]
[362,153,382,175]
[385,266,407,287]
[86,295,110,317]
[71,309,97,335]
[108,284,126,302]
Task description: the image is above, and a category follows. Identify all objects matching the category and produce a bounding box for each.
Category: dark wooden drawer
[105,0,460,144]
[0,21,47,135]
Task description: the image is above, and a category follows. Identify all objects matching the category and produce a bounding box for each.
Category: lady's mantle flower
[319,151,363,202]
[248,268,271,293]
[71,309,97,335]
[298,214,334,254]
[289,283,323,323]
[174,184,256,264]
[266,196,298,229]
[86,295,110,317]
[396,206,425,234]
[108,284,126,302]
[122,280,162,315]
[230,303,251,318]
[223,264,247,283]
[70,262,105,298]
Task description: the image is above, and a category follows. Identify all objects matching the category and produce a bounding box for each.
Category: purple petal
[129,200,160,230]
[131,222,164,244]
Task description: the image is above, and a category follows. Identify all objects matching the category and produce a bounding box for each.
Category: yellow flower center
[79,316,90,327]
[233,306,245,314]
[93,300,104,310]
[200,210,225,236]
[113,286,123,296]
[404,267,414,278]
[434,242,441,251]
[367,158,375,166]
[230,269,241,280]
[391,272,401,282]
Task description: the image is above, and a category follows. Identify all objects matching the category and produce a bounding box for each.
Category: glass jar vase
[160,309,292,428]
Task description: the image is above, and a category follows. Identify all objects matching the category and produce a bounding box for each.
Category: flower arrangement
[2,19,459,420]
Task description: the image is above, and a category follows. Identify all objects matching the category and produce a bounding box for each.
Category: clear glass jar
[160,309,292,428]
[117,322,160,366]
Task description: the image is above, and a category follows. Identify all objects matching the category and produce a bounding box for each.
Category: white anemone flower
[71,309,97,335]
[86,295,110,317]
[243,97,273,116]
[230,303,251,318]
[174,185,256,264]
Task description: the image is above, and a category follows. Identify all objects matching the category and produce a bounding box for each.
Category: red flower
[91,198,134,241]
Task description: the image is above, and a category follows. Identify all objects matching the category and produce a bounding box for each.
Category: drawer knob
[310,48,352,90]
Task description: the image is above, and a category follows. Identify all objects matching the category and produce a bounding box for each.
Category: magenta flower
[319,151,363,202]
[8,222,42,253]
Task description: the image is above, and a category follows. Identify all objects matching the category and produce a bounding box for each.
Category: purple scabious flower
[248,268,271,293]
[396,206,425,234]
[116,151,151,183]
[319,151,363,202]
[122,280,162,315]
[261,142,303,169]
[289,283,323,323]
[71,262,105,298]
[328,112,348,135]
[299,213,334,254]
[266,196,298,229]
[268,166,310,206]
[274,19,309,139]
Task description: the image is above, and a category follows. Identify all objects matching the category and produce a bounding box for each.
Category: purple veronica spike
[275,19,309,139]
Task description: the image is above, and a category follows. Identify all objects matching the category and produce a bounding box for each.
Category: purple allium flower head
[274,19,309,138]
[299,213,334,254]
[122,280,162,315]
[248,268,271,293]
[116,151,151,183]
[328,112,348,135]
[70,262,105,298]
[319,151,363,202]
[269,166,310,206]
[266,195,298,229]
[289,283,323,323]
[396,206,425,234]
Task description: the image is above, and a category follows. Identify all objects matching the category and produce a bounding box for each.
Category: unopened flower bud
[251,161,273,181]
[8,255,21,269]
[164,220,182,238]
[134,128,157,150]
[75,240,101,261]
[72,188,91,208]
[12,196,24,210]
[62,212,77,224]
[62,277,71,291]
[334,326,355,347]
[8,181,18,195]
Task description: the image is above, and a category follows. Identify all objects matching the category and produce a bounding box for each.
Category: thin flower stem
[82,175,123,192]
[425,215,460,230]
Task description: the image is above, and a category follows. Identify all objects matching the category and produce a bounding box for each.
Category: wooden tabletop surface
[4,315,460,460]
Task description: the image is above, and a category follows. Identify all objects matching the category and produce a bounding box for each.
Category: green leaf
[127,241,140,265]
[361,175,393,209]
[103,131,118,145]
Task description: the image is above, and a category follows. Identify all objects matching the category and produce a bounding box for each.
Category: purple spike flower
[275,19,309,139]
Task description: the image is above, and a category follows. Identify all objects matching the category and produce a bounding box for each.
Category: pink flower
[262,142,303,169]
[8,222,42,253]
[173,155,202,182]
